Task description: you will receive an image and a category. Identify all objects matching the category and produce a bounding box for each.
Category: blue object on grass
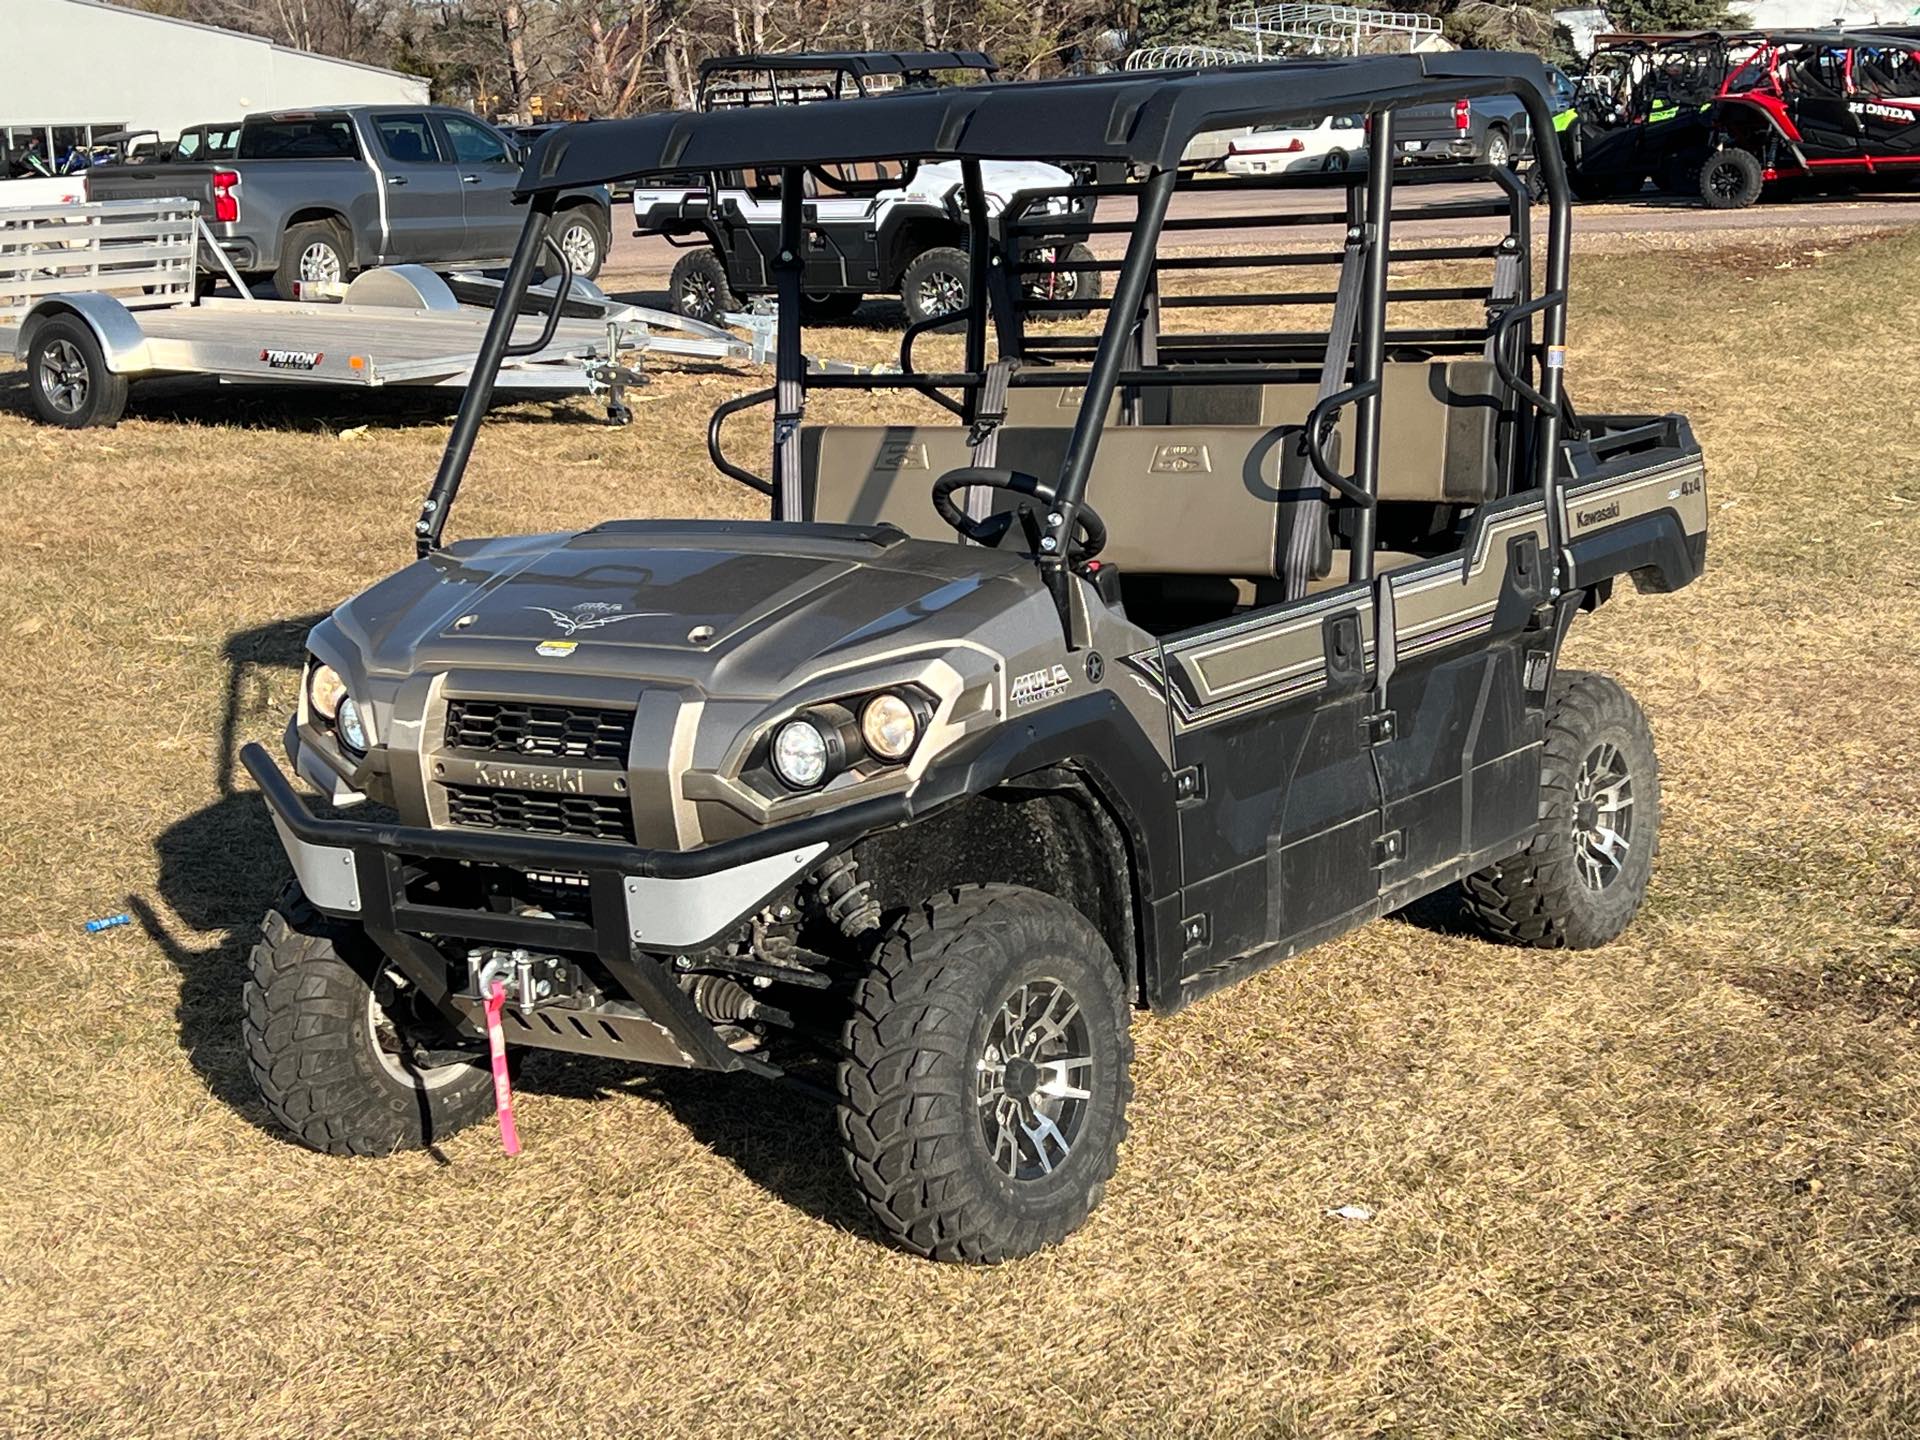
[85,913,132,933]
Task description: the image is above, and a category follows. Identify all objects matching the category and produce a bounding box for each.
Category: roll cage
[696,50,998,110]
[417,55,1573,642]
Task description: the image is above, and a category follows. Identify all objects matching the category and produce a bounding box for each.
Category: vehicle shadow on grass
[528,1054,877,1239]
[132,613,331,1131]
[137,613,877,1237]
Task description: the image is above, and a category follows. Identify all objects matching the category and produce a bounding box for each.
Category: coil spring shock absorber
[811,853,880,936]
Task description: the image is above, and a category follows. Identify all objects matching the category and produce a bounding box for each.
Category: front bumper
[245,740,910,1071]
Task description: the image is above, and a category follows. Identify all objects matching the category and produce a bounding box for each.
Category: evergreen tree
[1602,0,1746,32]
[1137,0,1221,46]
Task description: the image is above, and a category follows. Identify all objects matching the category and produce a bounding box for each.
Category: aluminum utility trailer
[2,197,773,428]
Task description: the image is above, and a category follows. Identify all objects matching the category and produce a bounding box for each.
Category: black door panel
[1157,596,1382,978]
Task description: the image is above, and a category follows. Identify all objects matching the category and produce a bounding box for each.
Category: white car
[1224,114,1369,175]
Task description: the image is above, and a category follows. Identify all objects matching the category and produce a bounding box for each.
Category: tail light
[212,169,239,223]
[1278,139,1305,152]
[1453,99,1471,132]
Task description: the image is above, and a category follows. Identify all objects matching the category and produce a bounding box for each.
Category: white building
[4,0,429,160]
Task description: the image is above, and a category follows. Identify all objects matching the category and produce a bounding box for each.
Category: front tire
[900,245,972,327]
[669,246,740,322]
[838,884,1133,1263]
[243,885,496,1155]
[1460,671,1661,949]
[25,314,128,428]
[1698,147,1763,209]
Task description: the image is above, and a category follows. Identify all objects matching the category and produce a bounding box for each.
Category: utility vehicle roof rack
[521,53,1554,191]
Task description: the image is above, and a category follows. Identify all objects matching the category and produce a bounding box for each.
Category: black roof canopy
[519,51,1553,195]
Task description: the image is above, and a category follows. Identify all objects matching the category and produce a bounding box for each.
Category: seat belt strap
[773,372,805,519]
[965,357,1018,521]
[1483,243,1524,362]
[1279,236,1365,600]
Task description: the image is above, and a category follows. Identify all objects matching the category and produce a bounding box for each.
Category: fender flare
[15,294,152,374]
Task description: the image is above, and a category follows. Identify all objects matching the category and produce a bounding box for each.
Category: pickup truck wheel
[547,208,606,281]
[670,247,740,321]
[1698,147,1763,209]
[900,245,972,327]
[26,315,127,428]
[243,883,496,1155]
[1460,671,1661,950]
[838,884,1133,1263]
[1483,125,1512,169]
[274,222,350,301]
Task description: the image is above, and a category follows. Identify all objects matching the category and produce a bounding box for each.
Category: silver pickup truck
[1394,66,1577,167]
[87,106,611,299]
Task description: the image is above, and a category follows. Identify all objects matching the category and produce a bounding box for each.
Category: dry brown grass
[1,222,1917,1439]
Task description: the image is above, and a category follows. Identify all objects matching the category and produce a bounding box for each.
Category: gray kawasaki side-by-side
[239,54,1708,1262]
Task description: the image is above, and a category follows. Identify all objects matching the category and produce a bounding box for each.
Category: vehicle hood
[896,159,1074,207]
[325,520,1039,696]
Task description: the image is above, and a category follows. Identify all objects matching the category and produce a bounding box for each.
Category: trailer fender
[15,295,152,374]
[340,265,462,311]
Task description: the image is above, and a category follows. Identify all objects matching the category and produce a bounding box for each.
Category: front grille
[443,784,636,843]
[443,699,634,764]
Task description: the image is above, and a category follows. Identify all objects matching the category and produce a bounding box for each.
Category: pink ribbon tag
[483,980,521,1156]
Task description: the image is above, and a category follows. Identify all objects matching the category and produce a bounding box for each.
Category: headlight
[771,718,831,789]
[860,692,920,762]
[336,696,368,754]
[307,663,347,721]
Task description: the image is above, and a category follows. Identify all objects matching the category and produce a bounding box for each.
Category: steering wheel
[931,467,1107,564]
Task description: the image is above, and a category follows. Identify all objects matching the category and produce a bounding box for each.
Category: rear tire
[1483,125,1512,169]
[1697,147,1763,209]
[274,220,350,301]
[1460,671,1661,950]
[669,246,740,322]
[244,884,496,1155]
[1020,241,1103,321]
[25,314,127,428]
[900,245,972,327]
[838,884,1133,1263]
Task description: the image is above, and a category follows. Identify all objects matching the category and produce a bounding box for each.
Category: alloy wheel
[365,967,478,1090]
[917,268,966,317]
[975,978,1095,1180]
[1571,741,1634,891]
[683,272,717,318]
[38,338,89,415]
[557,220,597,275]
[299,241,343,284]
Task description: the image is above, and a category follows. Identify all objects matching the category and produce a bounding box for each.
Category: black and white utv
[632,51,1100,325]
[243,55,1708,1264]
